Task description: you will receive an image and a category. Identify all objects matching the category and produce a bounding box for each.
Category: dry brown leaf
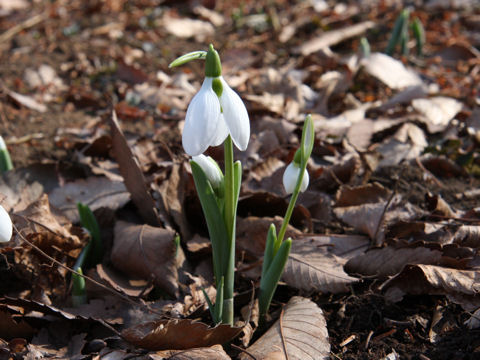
[239,297,330,360]
[412,97,462,132]
[345,246,444,278]
[162,14,214,41]
[6,89,47,112]
[283,235,368,293]
[109,110,160,227]
[0,309,35,340]
[111,221,182,297]
[336,182,390,207]
[361,53,423,90]
[381,264,480,311]
[237,216,301,260]
[453,225,480,247]
[376,123,427,167]
[295,21,375,56]
[155,344,230,359]
[122,318,243,350]
[49,176,130,223]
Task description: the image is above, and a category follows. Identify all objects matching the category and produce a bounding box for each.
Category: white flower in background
[192,154,223,189]
[182,45,250,156]
[283,162,309,195]
[0,205,12,243]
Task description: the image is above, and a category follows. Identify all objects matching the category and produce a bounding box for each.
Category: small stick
[364,330,374,350]
[0,11,49,43]
[230,344,257,360]
[339,334,356,347]
[372,328,397,342]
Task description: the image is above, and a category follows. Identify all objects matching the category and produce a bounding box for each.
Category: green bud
[205,44,222,77]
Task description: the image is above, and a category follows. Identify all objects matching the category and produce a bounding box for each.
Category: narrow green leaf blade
[259,238,292,316]
[169,51,207,68]
[191,161,229,281]
[386,9,409,55]
[77,202,103,266]
[261,224,277,281]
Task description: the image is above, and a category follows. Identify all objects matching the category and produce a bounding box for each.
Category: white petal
[192,154,223,189]
[219,77,250,151]
[182,78,221,156]
[283,163,299,194]
[300,168,309,192]
[282,163,309,194]
[209,113,229,147]
[0,205,12,243]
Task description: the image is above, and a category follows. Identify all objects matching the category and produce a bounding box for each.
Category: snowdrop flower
[0,204,12,243]
[192,154,223,190]
[182,45,250,156]
[283,161,309,195]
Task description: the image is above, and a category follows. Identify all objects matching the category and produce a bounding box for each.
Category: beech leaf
[283,235,368,293]
[240,297,330,360]
[111,221,182,297]
[122,318,243,350]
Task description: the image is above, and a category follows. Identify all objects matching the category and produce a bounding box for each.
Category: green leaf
[214,277,224,324]
[259,238,292,317]
[300,114,314,165]
[168,50,207,68]
[191,161,229,283]
[72,267,87,306]
[412,17,425,56]
[201,287,217,324]
[0,136,13,173]
[261,224,277,281]
[360,37,370,58]
[77,203,103,266]
[386,9,409,56]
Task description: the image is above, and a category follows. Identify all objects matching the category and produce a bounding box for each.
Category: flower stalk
[259,115,314,318]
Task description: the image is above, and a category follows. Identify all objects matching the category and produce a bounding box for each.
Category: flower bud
[283,162,309,195]
[0,204,12,243]
[192,154,224,190]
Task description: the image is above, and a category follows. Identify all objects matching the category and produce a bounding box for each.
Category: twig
[11,217,166,318]
[372,188,396,247]
[279,307,290,360]
[230,344,257,360]
[364,330,374,350]
[0,11,49,43]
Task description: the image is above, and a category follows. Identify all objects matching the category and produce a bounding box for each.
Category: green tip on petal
[205,44,222,77]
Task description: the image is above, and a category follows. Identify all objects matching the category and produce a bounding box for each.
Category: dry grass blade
[239,297,330,360]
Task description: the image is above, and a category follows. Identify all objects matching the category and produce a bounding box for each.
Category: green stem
[277,163,307,244]
[222,135,235,325]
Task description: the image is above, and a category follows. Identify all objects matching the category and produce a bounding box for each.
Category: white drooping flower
[192,154,223,189]
[182,45,250,156]
[283,162,309,195]
[0,204,12,243]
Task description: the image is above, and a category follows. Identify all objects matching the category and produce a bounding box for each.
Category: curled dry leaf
[122,318,243,351]
[239,297,330,360]
[109,110,160,227]
[162,14,214,41]
[155,344,230,360]
[295,21,375,56]
[361,53,423,90]
[283,235,368,293]
[49,176,130,223]
[412,97,462,132]
[111,221,183,297]
[381,264,480,311]
[345,246,443,278]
